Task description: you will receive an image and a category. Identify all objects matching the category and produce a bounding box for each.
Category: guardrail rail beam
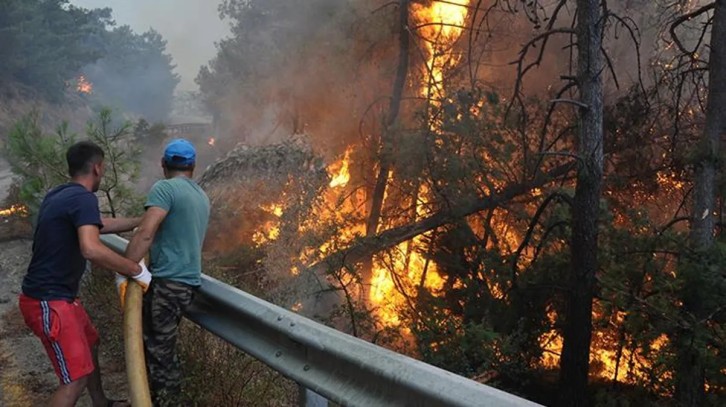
[101,234,542,407]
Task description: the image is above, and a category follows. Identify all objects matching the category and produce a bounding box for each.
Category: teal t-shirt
[145,176,210,286]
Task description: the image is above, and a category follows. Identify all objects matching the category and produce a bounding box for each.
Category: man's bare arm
[78,225,141,277]
[100,217,141,234]
[125,207,168,263]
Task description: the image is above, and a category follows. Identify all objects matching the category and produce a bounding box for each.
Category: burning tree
[197,0,724,404]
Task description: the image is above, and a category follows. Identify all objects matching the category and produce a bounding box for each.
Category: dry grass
[179,260,298,406]
[0,239,53,406]
[180,322,297,406]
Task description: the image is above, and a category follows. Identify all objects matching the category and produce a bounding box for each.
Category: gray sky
[71,0,230,91]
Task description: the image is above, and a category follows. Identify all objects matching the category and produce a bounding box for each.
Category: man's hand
[115,261,152,307]
[132,261,152,290]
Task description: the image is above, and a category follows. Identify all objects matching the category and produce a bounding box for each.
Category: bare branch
[669,2,716,56]
[371,1,397,14]
[510,192,573,288]
[550,98,589,109]
[659,216,691,235]
[507,27,577,119]
[601,11,649,103]
[601,46,620,89]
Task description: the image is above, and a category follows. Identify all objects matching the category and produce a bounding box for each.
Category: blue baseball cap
[163,139,196,166]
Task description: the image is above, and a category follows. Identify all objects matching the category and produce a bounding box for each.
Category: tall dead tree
[673,1,725,405]
[558,0,604,404]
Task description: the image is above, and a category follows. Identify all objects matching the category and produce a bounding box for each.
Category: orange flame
[76,75,93,94]
[368,3,471,326]
[233,0,682,388]
[370,237,445,326]
[252,203,284,245]
[0,204,28,217]
[539,307,671,385]
[369,184,445,327]
[329,148,351,188]
[413,0,470,99]
[254,3,472,330]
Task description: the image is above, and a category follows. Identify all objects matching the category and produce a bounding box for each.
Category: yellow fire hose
[123,281,152,406]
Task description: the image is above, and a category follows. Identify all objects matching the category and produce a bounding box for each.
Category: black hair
[163,158,194,172]
[66,141,104,177]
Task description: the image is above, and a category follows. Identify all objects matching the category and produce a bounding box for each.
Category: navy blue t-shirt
[22,183,103,300]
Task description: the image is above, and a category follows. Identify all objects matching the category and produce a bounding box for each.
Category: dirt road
[0,157,13,203]
[0,239,50,406]
[0,239,129,406]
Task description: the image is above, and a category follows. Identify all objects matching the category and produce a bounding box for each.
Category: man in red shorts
[18,141,152,407]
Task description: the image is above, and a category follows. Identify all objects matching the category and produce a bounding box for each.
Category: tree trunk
[558,0,604,405]
[362,0,410,293]
[675,1,726,405]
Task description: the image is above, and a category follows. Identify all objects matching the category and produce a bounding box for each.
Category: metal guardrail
[101,234,542,407]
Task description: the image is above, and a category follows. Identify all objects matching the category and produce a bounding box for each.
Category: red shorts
[18,294,99,384]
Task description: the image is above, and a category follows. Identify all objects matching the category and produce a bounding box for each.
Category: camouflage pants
[142,278,195,407]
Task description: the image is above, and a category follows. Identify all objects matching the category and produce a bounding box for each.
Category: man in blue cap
[123,138,210,406]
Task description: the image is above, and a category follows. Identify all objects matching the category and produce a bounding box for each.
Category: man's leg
[86,344,130,407]
[85,343,107,405]
[18,296,99,406]
[74,301,129,407]
[47,353,127,407]
[48,375,88,407]
[143,280,194,406]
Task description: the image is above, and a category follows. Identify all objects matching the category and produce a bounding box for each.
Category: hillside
[0,84,93,138]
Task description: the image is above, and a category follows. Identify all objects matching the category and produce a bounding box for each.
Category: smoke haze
[70,0,230,91]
